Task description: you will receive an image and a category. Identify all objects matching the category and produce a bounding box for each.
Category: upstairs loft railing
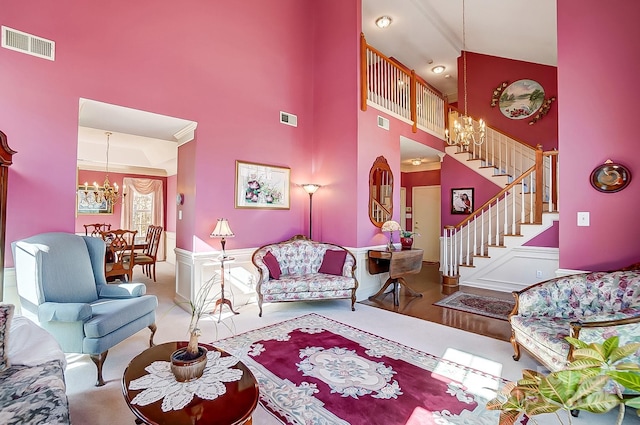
[360,33,446,137]
[442,147,559,281]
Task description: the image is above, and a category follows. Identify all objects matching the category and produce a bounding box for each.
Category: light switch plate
[577,211,590,226]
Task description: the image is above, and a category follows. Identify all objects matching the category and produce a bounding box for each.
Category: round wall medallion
[499,79,545,120]
[590,162,631,193]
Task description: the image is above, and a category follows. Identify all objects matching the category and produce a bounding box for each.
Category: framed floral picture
[451,188,474,215]
[235,161,290,209]
[77,186,113,214]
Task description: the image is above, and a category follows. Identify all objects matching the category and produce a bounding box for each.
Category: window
[132,191,153,242]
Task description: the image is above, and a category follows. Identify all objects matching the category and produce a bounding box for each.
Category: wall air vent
[1,26,55,61]
[280,111,298,127]
[377,115,390,130]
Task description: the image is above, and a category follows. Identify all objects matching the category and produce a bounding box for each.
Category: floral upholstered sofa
[0,305,69,425]
[252,235,358,316]
[509,270,640,372]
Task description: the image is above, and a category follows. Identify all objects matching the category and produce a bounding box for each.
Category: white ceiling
[77,99,197,176]
[78,1,557,174]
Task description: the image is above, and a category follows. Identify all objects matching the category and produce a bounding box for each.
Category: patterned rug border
[433,292,515,320]
[215,313,515,425]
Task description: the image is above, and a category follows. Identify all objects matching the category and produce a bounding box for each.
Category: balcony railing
[360,33,446,138]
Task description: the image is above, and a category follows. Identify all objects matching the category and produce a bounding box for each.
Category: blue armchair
[12,232,158,386]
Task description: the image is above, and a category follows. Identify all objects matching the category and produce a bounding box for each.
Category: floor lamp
[210,218,239,320]
[302,184,321,240]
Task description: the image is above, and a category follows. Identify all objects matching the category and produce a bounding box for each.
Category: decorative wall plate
[499,79,545,120]
[590,162,631,193]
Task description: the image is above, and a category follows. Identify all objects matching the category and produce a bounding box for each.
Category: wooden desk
[368,249,424,306]
[122,342,259,425]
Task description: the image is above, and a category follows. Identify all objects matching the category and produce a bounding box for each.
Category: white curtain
[121,177,165,261]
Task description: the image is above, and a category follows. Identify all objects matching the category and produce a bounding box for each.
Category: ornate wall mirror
[369,156,393,227]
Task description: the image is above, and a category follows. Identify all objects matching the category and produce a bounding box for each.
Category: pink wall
[440,157,502,228]
[1,0,326,263]
[75,170,167,234]
[166,175,177,233]
[524,221,559,248]
[357,109,445,246]
[462,52,558,150]
[309,0,360,246]
[176,140,197,251]
[557,0,640,271]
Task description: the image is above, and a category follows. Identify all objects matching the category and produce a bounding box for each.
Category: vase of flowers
[170,274,219,382]
[400,229,419,250]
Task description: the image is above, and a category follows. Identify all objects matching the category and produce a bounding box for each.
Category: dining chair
[84,223,111,237]
[134,225,163,282]
[100,229,137,282]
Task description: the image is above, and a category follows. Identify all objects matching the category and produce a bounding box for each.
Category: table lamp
[210,218,235,257]
[381,220,401,251]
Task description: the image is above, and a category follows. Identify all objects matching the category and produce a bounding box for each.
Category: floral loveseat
[252,235,358,316]
[509,270,640,372]
[0,305,69,425]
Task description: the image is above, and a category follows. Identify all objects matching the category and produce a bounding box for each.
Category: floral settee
[0,307,69,425]
[251,235,358,317]
[509,270,640,372]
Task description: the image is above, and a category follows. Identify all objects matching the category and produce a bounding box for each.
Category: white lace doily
[129,350,244,412]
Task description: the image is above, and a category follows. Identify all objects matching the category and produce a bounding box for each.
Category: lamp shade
[210,218,235,238]
[381,220,401,233]
[302,184,321,195]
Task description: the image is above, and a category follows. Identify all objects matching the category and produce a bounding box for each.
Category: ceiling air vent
[2,26,55,61]
[280,111,298,127]
[377,115,390,130]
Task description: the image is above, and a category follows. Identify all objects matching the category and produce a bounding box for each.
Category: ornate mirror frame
[368,156,393,227]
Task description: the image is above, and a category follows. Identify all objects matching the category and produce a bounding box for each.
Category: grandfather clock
[0,131,16,302]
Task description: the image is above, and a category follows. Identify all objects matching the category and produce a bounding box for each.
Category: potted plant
[487,336,640,425]
[170,273,220,382]
[400,229,419,250]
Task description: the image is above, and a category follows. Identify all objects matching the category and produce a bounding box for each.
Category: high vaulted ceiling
[78,1,557,174]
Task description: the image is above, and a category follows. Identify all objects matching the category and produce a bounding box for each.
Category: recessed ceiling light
[375,16,392,29]
[432,66,446,74]
[412,159,422,166]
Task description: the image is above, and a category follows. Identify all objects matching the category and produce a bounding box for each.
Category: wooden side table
[122,342,259,425]
[367,249,424,306]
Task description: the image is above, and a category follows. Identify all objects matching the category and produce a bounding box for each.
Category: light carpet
[434,292,516,321]
[216,313,523,425]
[61,262,637,425]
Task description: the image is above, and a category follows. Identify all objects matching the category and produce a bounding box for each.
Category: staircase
[358,35,559,292]
[441,110,559,291]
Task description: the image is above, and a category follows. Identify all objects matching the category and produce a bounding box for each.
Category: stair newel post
[410,70,417,133]
[534,145,544,223]
[360,33,368,112]
[442,225,459,287]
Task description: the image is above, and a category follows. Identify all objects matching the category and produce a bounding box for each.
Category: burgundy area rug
[433,292,515,320]
[215,313,523,425]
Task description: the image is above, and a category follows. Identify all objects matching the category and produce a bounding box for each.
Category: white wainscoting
[165,231,176,265]
[460,246,560,292]
[173,244,391,311]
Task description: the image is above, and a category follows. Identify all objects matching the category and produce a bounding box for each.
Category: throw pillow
[319,250,348,276]
[0,304,15,372]
[263,251,282,280]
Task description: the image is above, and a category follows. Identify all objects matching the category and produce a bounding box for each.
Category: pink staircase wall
[557,0,640,271]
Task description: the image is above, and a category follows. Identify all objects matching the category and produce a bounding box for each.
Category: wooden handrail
[455,164,537,229]
[360,33,368,112]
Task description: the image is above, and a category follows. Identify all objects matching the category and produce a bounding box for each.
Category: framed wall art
[77,186,113,214]
[235,161,290,209]
[499,79,545,120]
[590,160,631,193]
[451,188,474,215]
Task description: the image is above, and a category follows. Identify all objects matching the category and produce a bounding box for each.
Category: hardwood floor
[359,262,514,342]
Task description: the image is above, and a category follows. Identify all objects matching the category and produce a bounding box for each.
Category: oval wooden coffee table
[122,342,259,425]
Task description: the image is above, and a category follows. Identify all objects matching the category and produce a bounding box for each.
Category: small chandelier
[445,0,486,147]
[83,132,125,206]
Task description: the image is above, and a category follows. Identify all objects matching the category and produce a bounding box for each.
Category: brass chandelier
[445,0,486,147]
[83,131,125,206]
